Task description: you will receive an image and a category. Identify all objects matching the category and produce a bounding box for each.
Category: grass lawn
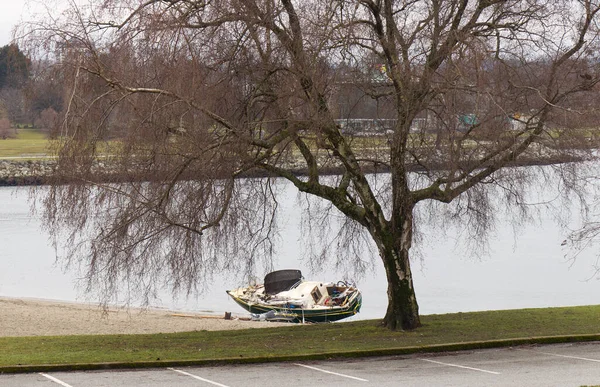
[0,128,51,158]
[1,305,599,369]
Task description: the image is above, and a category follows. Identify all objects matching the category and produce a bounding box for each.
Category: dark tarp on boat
[264,269,302,294]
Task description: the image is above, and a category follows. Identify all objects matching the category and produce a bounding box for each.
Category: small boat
[226,269,362,323]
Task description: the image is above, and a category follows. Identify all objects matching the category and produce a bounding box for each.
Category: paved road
[2,342,600,386]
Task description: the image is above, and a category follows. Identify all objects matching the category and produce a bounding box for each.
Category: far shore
[0,153,583,187]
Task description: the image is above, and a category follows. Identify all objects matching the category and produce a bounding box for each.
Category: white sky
[0,0,29,46]
[0,0,70,46]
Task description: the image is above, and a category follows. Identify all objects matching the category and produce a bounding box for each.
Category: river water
[1,177,599,321]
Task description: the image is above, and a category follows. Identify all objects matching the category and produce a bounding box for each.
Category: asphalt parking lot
[2,342,600,386]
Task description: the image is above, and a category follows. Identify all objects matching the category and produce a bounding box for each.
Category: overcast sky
[0,1,28,46]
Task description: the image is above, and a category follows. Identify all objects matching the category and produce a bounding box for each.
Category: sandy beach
[0,297,287,337]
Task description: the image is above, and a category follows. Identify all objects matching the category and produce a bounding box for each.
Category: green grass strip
[0,128,50,158]
[1,305,599,373]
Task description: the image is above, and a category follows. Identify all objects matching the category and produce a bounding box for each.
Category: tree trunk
[378,117,421,330]
[362,186,420,330]
[379,229,421,330]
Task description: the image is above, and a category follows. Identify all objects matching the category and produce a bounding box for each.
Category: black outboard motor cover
[264,269,302,294]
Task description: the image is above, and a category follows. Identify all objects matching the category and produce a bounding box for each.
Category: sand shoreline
[0,297,287,337]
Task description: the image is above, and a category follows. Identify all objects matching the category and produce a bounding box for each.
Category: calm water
[1,179,599,321]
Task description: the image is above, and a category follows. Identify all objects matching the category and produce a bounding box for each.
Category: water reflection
[0,180,599,321]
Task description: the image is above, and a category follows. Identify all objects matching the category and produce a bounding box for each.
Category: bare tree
[0,117,13,139]
[22,0,600,330]
[35,107,59,133]
[0,88,27,124]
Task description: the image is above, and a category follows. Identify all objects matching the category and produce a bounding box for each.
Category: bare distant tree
[0,117,13,139]
[35,107,59,134]
[27,63,64,125]
[22,0,600,330]
[0,88,27,124]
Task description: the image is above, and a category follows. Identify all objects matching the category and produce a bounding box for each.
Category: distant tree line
[0,44,63,138]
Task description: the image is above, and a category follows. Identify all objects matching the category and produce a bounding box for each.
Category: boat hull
[226,291,362,323]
